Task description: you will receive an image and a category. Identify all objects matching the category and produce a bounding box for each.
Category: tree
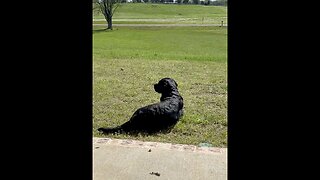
[96,0,121,30]
[212,0,227,6]
[182,0,189,4]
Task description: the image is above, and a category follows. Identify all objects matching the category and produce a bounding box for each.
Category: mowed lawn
[93,3,227,25]
[93,26,227,147]
[93,26,226,61]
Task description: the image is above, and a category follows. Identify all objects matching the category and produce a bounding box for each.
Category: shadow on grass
[97,127,174,137]
[93,27,119,34]
[93,28,108,34]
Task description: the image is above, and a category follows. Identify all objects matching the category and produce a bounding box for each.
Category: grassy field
[93,26,226,61]
[93,4,227,148]
[93,3,227,25]
[93,3,228,147]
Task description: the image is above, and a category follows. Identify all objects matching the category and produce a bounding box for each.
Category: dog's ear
[163,81,169,87]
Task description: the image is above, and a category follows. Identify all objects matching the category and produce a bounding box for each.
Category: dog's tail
[97,127,123,134]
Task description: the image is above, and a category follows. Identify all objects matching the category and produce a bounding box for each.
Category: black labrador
[98,78,184,134]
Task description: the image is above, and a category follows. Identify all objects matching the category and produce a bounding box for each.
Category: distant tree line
[210,0,227,6]
[145,0,226,6]
[94,0,227,6]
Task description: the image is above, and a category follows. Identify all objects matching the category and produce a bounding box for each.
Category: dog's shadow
[98,126,175,136]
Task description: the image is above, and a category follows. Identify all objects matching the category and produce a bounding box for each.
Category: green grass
[93,3,227,24]
[93,26,227,147]
[93,26,227,62]
[93,58,227,147]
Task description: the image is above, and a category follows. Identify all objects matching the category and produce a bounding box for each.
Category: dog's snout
[154,84,158,91]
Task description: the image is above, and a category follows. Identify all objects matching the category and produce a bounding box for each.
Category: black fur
[98,78,184,134]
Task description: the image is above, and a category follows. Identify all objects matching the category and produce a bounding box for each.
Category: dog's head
[154,78,178,94]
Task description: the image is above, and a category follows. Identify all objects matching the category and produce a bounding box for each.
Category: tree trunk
[106,15,113,30]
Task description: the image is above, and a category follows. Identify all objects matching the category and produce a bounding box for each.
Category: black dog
[98,78,184,134]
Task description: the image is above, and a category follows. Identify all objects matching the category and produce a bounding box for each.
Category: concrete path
[93,138,227,180]
[93,24,227,27]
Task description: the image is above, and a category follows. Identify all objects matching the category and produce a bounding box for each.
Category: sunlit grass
[93,3,227,19]
[93,26,227,62]
[93,26,227,147]
[93,58,227,147]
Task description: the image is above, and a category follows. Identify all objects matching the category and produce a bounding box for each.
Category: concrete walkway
[93,24,227,27]
[93,138,227,180]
